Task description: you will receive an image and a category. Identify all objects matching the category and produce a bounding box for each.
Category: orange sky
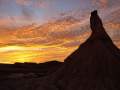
[0,0,119,63]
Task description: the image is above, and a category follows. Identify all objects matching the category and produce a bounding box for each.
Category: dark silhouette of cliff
[0,10,120,90]
[49,10,120,90]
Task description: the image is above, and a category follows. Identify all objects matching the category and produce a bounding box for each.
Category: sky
[0,0,120,63]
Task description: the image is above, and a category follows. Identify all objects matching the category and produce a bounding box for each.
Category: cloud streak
[16,0,49,8]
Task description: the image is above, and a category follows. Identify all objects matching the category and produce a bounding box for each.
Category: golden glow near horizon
[0,45,76,63]
[0,45,39,63]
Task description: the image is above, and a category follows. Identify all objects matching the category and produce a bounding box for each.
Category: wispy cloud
[16,0,32,6]
[33,0,49,8]
[92,0,108,8]
[21,6,34,21]
[0,18,12,26]
[16,0,49,8]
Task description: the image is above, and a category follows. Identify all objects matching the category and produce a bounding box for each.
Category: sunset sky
[0,0,120,63]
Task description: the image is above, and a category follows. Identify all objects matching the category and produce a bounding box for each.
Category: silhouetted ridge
[50,10,120,90]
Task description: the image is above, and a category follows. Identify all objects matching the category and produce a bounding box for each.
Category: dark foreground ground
[0,61,62,80]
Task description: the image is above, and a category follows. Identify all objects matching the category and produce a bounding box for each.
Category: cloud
[15,0,35,21]
[61,40,80,48]
[48,25,89,40]
[0,0,9,5]
[21,6,34,21]
[33,0,49,8]
[0,15,88,48]
[99,0,108,8]
[105,8,120,23]
[0,11,119,48]
[16,0,32,6]
[92,0,108,8]
[0,18,11,26]
[105,23,120,30]
[16,0,49,8]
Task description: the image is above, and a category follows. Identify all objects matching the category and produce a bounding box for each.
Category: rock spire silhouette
[50,10,120,90]
[90,10,111,40]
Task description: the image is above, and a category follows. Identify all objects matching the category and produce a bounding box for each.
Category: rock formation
[50,10,120,90]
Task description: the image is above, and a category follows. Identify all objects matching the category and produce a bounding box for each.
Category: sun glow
[0,45,43,63]
[6,51,38,63]
[0,46,26,52]
[0,45,74,63]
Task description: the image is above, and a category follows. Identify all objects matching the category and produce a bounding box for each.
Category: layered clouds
[0,0,119,63]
